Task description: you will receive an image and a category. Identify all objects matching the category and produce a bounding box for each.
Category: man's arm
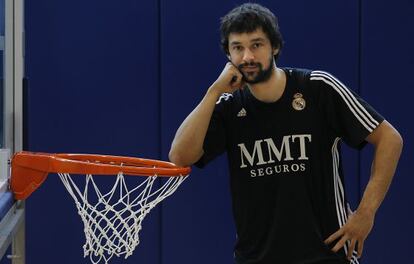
[325,120,403,260]
[169,63,244,167]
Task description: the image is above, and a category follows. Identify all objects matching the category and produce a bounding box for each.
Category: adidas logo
[237,108,247,117]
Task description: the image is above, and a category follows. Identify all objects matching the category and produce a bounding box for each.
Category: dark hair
[220,3,284,60]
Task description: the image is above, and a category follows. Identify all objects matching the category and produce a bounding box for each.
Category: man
[169,3,402,264]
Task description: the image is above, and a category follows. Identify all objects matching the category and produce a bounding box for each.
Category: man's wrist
[356,204,377,218]
[207,83,225,99]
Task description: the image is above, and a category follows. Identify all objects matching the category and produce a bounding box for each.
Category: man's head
[220,3,284,61]
[220,3,283,84]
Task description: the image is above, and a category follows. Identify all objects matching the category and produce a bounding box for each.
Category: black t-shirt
[195,68,384,264]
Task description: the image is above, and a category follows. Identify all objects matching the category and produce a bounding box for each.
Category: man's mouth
[241,65,259,72]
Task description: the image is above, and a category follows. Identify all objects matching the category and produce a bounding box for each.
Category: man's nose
[242,48,255,63]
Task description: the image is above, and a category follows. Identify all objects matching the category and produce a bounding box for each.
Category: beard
[237,55,274,84]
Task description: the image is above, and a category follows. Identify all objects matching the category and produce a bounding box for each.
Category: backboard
[0,0,25,263]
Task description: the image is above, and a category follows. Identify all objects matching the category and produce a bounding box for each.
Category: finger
[226,62,240,73]
[347,203,354,215]
[226,61,235,68]
[230,73,244,88]
[331,235,348,253]
[357,239,364,258]
[228,61,239,69]
[230,74,240,86]
[347,239,357,260]
[230,75,238,85]
[324,229,343,245]
[225,63,240,79]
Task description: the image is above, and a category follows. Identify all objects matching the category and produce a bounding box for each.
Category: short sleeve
[194,93,231,168]
[310,70,384,149]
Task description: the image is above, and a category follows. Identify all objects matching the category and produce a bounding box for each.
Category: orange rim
[11,151,191,200]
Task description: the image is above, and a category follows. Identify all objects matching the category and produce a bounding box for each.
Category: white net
[58,172,188,264]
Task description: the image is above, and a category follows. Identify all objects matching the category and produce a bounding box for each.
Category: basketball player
[169,3,403,264]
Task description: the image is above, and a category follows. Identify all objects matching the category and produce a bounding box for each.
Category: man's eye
[233,46,242,51]
[253,43,262,48]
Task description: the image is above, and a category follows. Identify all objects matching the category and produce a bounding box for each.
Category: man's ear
[273,48,279,56]
[227,54,231,61]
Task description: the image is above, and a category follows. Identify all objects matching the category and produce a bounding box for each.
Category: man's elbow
[168,149,184,167]
[393,129,403,152]
[169,149,191,167]
[369,121,403,151]
[385,123,404,154]
[168,148,202,167]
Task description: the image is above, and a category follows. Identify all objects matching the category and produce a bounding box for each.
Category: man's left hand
[324,209,375,260]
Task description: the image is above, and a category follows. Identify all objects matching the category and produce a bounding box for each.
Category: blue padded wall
[24,0,161,263]
[160,1,237,263]
[359,0,414,263]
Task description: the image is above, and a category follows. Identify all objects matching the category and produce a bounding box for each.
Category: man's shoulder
[283,67,313,78]
[283,67,337,83]
[283,67,344,93]
[283,67,313,89]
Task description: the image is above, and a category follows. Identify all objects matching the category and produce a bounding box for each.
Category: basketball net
[58,172,187,264]
[11,152,190,263]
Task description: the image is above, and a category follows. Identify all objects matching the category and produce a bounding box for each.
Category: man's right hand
[210,62,244,95]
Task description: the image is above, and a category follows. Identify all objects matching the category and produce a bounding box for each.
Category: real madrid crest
[292,93,306,111]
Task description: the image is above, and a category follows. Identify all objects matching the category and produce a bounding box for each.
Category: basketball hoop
[10,151,190,264]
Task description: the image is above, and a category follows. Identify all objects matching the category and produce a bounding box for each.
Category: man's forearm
[357,121,403,216]
[325,122,402,259]
[169,63,245,166]
[169,87,221,166]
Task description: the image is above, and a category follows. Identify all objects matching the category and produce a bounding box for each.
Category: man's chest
[227,97,320,145]
[224,98,328,178]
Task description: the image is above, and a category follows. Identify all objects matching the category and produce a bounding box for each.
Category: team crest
[292,93,306,111]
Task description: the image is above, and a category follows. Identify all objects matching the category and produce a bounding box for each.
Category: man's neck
[248,66,286,103]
